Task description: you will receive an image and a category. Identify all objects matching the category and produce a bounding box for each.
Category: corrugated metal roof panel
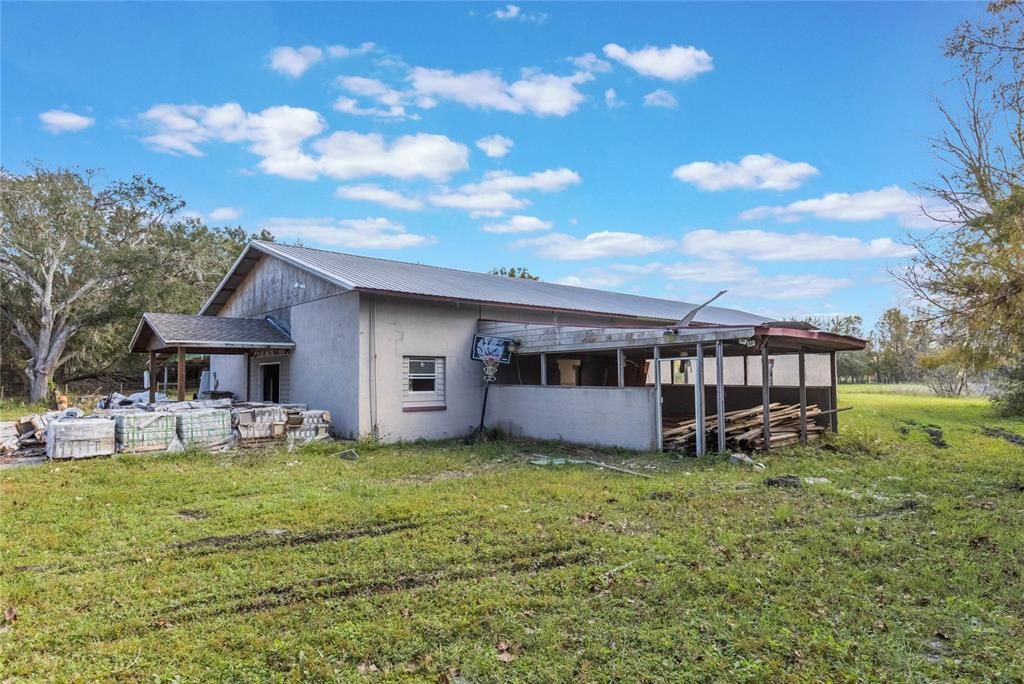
[243,241,770,326]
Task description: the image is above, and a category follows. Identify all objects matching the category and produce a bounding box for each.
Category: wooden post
[761,343,771,450]
[148,351,156,404]
[694,344,706,456]
[653,346,663,452]
[616,348,625,388]
[715,340,726,453]
[798,346,808,445]
[245,353,251,401]
[177,346,187,401]
[829,351,839,433]
[540,353,548,386]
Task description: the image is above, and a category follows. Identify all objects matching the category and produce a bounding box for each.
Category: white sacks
[175,409,233,449]
[46,418,116,460]
[114,412,176,453]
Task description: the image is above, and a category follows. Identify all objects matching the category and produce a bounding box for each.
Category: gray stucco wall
[487,385,659,451]
[209,354,247,398]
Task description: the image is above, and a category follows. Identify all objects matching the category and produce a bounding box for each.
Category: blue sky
[2,2,980,328]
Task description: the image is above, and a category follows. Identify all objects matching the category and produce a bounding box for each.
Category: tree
[0,167,245,401]
[803,314,874,383]
[896,1,1024,357]
[488,266,540,280]
[870,308,934,384]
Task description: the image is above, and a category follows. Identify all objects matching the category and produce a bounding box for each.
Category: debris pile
[1,413,59,458]
[663,403,847,452]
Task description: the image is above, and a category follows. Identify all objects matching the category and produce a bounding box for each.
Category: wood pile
[663,403,841,452]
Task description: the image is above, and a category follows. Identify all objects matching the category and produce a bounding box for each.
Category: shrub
[992,359,1024,417]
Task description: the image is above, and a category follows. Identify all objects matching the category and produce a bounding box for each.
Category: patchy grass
[842,383,936,396]
[2,391,1023,681]
[0,400,48,422]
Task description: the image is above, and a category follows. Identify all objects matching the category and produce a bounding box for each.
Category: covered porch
[481,321,866,454]
[129,313,295,402]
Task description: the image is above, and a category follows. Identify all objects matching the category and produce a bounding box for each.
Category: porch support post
[148,351,156,404]
[694,343,706,456]
[715,340,726,453]
[653,346,663,452]
[761,342,771,450]
[245,353,251,401]
[540,353,548,386]
[829,350,839,433]
[177,346,187,401]
[798,346,808,445]
[616,348,625,388]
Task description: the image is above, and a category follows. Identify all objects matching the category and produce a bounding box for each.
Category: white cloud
[428,191,528,217]
[493,4,521,19]
[673,154,819,191]
[261,217,435,249]
[209,207,243,221]
[662,259,852,299]
[140,103,468,182]
[408,66,589,117]
[512,231,675,260]
[315,131,469,181]
[604,88,622,108]
[571,53,613,74]
[482,215,552,233]
[327,42,376,58]
[39,109,94,133]
[460,168,581,194]
[140,103,326,179]
[476,134,514,158]
[492,4,548,22]
[643,89,678,109]
[681,229,916,261]
[269,46,323,78]
[333,97,416,120]
[336,184,423,210]
[603,43,713,81]
[740,185,933,227]
[334,75,420,120]
[555,272,631,288]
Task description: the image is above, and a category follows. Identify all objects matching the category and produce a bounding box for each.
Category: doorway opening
[261,363,280,403]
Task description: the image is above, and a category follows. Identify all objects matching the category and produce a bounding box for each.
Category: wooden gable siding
[218,254,345,319]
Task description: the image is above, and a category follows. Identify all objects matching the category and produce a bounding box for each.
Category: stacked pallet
[663,403,834,452]
[1,412,60,457]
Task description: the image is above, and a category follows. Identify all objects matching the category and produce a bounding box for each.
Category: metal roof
[130,313,294,354]
[201,240,772,326]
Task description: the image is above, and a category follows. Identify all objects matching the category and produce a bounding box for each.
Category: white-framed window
[402,356,445,410]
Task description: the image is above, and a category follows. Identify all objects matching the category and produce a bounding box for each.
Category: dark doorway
[261,364,280,403]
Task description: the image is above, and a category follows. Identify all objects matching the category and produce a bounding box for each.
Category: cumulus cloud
[643,89,678,109]
[408,66,590,117]
[140,103,468,182]
[512,231,675,260]
[269,46,324,77]
[336,184,423,210]
[661,260,852,299]
[428,190,528,217]
[333,97,416,120]
[492,4,547,22]
[482,215,552,233]
[673,154,819,191]
[460,168,581,194]
[740,185,933,227]
[604,88,622,108]
[209,207,243,221]
[315,131,469,181]
[261,217,435,249]
[327,42,376,58]
[476,134,514,158]
[571,52,613,73]
[334,75,419,120]
[603,43,713,80]
[680,229,915,261]
[39,109,95,133]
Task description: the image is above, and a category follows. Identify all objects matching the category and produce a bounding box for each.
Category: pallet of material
[114,411,176,453]
[175,409,233,449]
[46,418,116,460]
[663,403,842,452]
[286,409,332,442]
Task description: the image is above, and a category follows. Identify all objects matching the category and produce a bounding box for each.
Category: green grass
[2,391,1023,681]
[841,383,936,396]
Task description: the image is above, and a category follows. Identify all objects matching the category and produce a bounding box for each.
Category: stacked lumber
[663,403,835,452]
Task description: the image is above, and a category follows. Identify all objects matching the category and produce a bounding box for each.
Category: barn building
[130,240,866,453]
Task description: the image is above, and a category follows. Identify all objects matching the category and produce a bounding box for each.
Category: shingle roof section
[241,241,770,326]
[131,313,294,352]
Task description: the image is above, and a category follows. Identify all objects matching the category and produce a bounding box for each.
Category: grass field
[2,390,1023,681]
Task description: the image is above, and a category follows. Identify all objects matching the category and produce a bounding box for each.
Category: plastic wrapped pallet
[46,418,115,460]
[114,411,176,453]
[175,409,233,449]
